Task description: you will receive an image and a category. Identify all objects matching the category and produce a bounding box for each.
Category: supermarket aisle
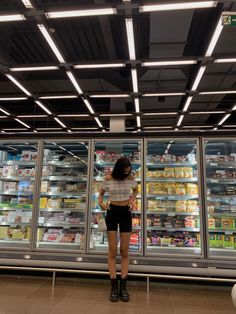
[0,275,235,314]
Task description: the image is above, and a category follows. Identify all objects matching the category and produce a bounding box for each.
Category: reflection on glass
[0,142,37,248]
[36,141,89,250]
[205,140,236,258]
[90,140,142,253]
[146,140,201,255]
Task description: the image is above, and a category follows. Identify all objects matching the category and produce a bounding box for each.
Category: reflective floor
[0,275,235,314]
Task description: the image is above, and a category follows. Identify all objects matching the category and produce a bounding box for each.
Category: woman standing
[98,157,138,302]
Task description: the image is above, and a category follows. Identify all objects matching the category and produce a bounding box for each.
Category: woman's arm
[129,185,139,208]
[98,188,108,211]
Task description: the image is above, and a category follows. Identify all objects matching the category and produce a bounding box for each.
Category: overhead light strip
[10,66,59,72]
[143,112,177,116]
[144,126,172,129]
[183,96,193,112]
[199,90,236,95]
[95,117,103,128]
[35,101,52,115]
[14,118,31,129]
[21,0,33,8]
[58,114,90,117]
[66,71,83,94]
[54,117,67,128]
[83,98,95,114]
[143,92,185,97]
[205,16,223,57]
[46,8,117,19]
[0,15,26,22]
[0,108,11,116]
[142,60,197,66]
[90,94,130,98]
[136,116,141,128]
[131,69,138,93]
[17,115,48,118]
[189,111,226,114]
[74,63,125,69]
[5,74,31,96]
[139,1,218,12]
[177,115,184,126]
[191,66,206,91]
[39,95,78,99]
[218,114,231,125]
[125,18,136,60]
[99,113,132,117]
[214,58,236,63]
[134,98,140,113]
[0,97,27,101]
[37,24,65,63]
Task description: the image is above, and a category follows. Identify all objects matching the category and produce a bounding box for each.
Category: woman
[98,157,138,302]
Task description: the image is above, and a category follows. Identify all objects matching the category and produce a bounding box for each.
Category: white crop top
[100,177,137,201]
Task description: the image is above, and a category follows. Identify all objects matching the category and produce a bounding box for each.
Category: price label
[211,179,219,183]
[168,213,175,217]
[225,231,233,235]
[210,163,218,166]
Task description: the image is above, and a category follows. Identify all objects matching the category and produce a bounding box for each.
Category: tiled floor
[0,275,235,314]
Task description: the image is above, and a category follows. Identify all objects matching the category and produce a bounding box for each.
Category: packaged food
[3,182,17,192]
[183,167,193,178]
[46,198,62,209]
[176,200,187,212]
[175,168,184,178]
[221,218,234,229]
[41,181,49,193]
[156,171,164,178]
[176,183,186,195]
[223,235,234,249]
[161,237,171,246]
[184,216,196,228]
[187,200,199,212]
[21,151,31,161]
[208,218,215,229]
[186,183,198,195]
[164,168,174,178]
[166,183,176,195]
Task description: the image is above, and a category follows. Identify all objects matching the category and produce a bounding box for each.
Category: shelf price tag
[210,163,218,166]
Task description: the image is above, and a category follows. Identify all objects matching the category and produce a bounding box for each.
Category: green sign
[222,15,236,26]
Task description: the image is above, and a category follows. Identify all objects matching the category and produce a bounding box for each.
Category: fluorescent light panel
[72,127,98,130]
[46,8,116,19]
[39,95,78,99]
[37,128,62,130]
[143,92,185,97]
[232,104,236,111]
[14,118,31,128]
[74,63,125,69]
[125,18,136,60]
[205,17,223,57]
[17,115,48,118]
[5,74,31,96]
[142,60,197,66]
[191,66,206,91]
[143,112,177,116]
[95,117,103,128]
[183,96,193,112]
[189,111,226,114]
[10,66,59,71]
[134,98,140,113]
[35,101,52,115]
[66,71,83,94]
[136,116,141,128]
[222,125,236,128]
[177,115,184,126]
[0,15,26,22]
[21,0,33,8]
[199,90,236,95]
[58,114,90,117]
[0,97,27,101]
[144,126,172,129]
[0,108,10,115]
[218,114,231,125]
[54,117,67,128]
[90,94,130,98]
[99,113,132,117]
[83,98,95,114]
[182,125,213,128]
[131,69,138,93]
[140,1,218,12]
[214,58,236,63]
[38,24,65,63]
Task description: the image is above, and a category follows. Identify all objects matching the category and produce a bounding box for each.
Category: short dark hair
[111,157,132,180]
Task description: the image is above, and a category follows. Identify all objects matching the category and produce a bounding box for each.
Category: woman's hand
[129,197,136,210]
[99,202,109,211]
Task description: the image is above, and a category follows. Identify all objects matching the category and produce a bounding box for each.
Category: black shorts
[105,204,132,233]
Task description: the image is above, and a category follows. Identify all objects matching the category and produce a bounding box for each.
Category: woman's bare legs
[107,231,117,278]
[120,232,131,278]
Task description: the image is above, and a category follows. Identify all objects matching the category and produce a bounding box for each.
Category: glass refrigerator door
[204,139,236,258]
[36,141,89,251]
[0,141,38,248]
[90,140,142,254]
[145,139,202,256]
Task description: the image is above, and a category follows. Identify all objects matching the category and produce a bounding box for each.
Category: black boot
[120,277,129,302]
[110,278,119,302]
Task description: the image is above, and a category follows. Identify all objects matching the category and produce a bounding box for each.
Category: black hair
[111,157,132,180]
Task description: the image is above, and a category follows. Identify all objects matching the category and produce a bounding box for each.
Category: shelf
[0,176,35,182]
[0,222,31,226]
[92,209,141,214]
[95,176,141,182]
[42,176,87,182]
[208,212,236,217]
[147,245,200,250]
[147,162,197,168]
[38,222,85,228]
[0,239,29,243]
[206,162,236,168]
[91,224,141,230]
[40,208,85,212]
[147,178,198,183]
[0,191,33,196]
[207,195,236,200]
[44,161,86,168]
[207,179,236,185]
[0,161,36,166]
[0,207,32,211]
[37,241,81,246]
[41,192,86,197]
[146,211,199,216]
[147,194,198,200]
[147,226,200,232]
[208,229,236,233]
[95,162,141,167]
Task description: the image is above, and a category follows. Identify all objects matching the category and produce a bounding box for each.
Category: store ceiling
[0,0,235,134]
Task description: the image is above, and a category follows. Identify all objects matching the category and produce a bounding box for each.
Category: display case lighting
[140,1,217,12]
[5,74,31,96]
[0,14,26,22]
[35,101,52,115]
[125,18,136,60]
[46,8,116,19]
[38,24,65,63]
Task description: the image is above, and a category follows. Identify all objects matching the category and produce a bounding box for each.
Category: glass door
[204,139,236,258]
[89,139,142,254]
[36,141,89,251]
[0,141,38,249]
[145,139,202,256]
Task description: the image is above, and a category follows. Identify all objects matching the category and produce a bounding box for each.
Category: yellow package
[156,170,164,178]
[166,183,176,195]
[187,200,198,212]
[40,197,48,209]
[184,167,193,178]
[186,183,198,195]
[221,218,234,229]
[176,200,187,212]
[176,183,186,195]
[208,218,215,229]
[175,167,184,178]
[164,168,175,178]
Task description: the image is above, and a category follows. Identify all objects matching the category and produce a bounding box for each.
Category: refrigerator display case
[145,139,202,256]
[204,139,236,258]
[36,141,90,251]
[89,139,142,253]
[0,142,38,249]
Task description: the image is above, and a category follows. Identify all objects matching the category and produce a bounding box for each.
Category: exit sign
[222,15,236,26]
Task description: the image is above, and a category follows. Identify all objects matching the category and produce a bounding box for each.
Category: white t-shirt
[100,176,137,201]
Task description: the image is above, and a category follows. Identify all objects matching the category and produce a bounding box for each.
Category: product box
[3,182,17,193]
[223,235,234,249]
[21,151,31,161]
